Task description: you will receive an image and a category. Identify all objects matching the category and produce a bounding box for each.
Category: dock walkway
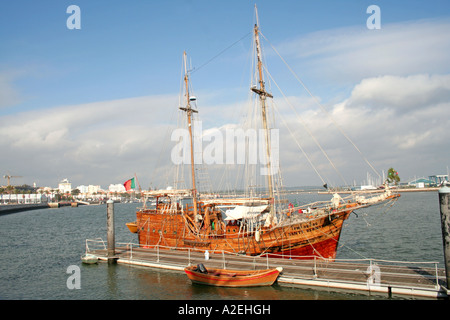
[85,239,447,299]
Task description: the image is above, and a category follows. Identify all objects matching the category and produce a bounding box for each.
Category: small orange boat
[184,264,282,287]
[126,222,138,233]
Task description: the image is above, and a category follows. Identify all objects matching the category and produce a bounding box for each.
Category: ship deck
[85,239,447,299]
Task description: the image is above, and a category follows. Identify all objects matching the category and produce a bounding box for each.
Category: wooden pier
[85,240,448,299]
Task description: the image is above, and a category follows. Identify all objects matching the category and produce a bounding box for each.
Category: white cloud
[0,95,179,187]
[284,73,450,185]
[0,73,22,109]
[156,72,450,188]
[2,71,449,189]
[347,74,450,112]
[277,18,450,85]
[248,17,450,186]
[2,17,450,189]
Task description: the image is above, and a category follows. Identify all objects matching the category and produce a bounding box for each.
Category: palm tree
[386,168,400,185]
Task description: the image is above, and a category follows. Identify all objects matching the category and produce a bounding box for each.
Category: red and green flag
[123,177,136,191]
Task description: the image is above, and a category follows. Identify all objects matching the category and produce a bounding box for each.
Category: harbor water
[0,191,445,300]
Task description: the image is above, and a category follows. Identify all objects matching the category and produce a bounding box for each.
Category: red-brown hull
[134,206,351,260]
[262,234,341,260]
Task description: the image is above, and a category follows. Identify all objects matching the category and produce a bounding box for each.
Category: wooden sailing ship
[127,8,400,260]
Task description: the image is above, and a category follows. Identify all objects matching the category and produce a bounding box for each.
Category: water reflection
[114,265,363,300]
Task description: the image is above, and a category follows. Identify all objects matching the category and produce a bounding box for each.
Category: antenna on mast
[254,4,260,27]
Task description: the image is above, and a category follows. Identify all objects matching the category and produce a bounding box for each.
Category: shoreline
[0,201,87,215]
[0,203,50,215]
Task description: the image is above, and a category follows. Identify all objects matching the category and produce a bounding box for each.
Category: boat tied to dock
[184,264,282,287]
[127,6,400,261]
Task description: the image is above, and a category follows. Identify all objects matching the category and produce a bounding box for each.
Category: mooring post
[438,186,450,290]
[106,199,116,264]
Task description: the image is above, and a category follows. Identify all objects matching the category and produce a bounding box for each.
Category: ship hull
[261,233,341,259]
[134,206,352,260]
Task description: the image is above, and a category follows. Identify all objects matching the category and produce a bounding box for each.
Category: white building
[109,184,126,193]
[88,185,101,194]
[58,178,72,194]
[1,193,48,204]
[76,185,89,193]
[75,185,102,195]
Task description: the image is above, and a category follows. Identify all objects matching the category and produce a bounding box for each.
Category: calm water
[0,191,445,300]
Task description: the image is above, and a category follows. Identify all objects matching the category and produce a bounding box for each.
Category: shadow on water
[83,263,377,300]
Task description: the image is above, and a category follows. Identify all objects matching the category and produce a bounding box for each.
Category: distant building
[76,185,89,193]
[88,185,101,194]
[37,186,53,194]
[429,175,449,186]
[1,193,48,204]
[408,175,449,188]
[109,184,126,193]
[408,178,434,188]
[58,178,72,194]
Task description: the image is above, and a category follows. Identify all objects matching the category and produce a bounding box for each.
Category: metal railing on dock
[84,238,447,298]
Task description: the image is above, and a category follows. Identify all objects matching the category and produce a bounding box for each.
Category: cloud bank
[0,95,179,188]
[1,18,449,189]
[277,18,450,85]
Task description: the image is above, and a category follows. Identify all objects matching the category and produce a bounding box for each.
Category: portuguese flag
[123,177,136,191]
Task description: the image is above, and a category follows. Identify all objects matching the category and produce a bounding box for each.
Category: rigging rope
[272,101,327,185]
[259,31,382,180]
[265,68,346,187]
[191,32,252,74]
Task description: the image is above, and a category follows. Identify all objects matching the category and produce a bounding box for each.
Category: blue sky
[1,0,450,189]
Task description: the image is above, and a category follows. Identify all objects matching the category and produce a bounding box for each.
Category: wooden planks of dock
[88,245,447,299]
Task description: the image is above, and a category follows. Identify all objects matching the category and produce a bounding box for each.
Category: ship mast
[251,6,275,224]
[179,51,199,218]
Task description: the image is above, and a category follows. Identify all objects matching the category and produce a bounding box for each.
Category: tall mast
[251,6,275,223]
[179,51,199,218]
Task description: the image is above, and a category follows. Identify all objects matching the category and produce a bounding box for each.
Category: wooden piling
[106,200,116,264]
[439,186,450,290]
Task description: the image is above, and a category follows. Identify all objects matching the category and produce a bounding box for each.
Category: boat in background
[184,264,282,287]
[126,221,138,233]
